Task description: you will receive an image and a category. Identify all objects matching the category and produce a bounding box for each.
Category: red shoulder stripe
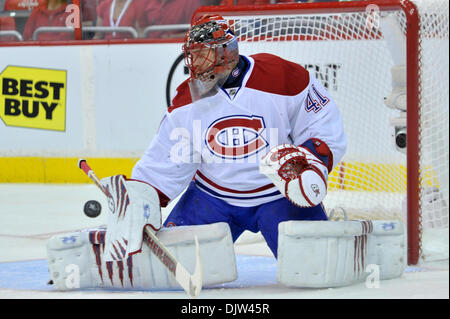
[246,53,310,96]
[168,78,193,113]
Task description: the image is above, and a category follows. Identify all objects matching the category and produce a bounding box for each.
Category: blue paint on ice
[0,255,277,291]
[0,259,54,291]
[215,255,278,289]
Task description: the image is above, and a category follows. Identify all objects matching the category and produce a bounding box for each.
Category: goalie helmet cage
[192,0,449,265]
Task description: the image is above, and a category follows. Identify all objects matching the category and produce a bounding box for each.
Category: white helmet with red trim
[183,14,239,101]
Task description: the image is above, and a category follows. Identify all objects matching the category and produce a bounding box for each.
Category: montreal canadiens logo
[206,115,268,159]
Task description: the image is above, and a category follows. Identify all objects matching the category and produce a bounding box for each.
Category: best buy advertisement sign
[0,66,67,131]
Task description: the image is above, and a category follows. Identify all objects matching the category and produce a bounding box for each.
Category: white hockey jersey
[132,53,347,207]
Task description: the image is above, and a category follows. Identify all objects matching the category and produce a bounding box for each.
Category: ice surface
[0,184,448,299]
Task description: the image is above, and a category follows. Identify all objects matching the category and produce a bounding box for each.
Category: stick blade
[189,235,203,298]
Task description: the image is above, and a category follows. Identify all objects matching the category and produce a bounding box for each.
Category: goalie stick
[77,159,202,298]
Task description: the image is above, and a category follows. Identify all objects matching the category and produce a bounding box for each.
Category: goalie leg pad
[277,220,406,288]
[47,222,237,290]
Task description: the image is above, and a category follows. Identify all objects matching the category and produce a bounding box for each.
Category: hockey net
[194,0,449,265]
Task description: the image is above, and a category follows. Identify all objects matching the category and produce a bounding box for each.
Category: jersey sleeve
[131,109,200,205]
[289,73,347,172]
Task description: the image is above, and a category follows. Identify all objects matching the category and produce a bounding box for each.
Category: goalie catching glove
[260,144,328,207]
[100,175,162,261]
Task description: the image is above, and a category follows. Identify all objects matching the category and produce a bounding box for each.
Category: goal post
[192,0,449,265]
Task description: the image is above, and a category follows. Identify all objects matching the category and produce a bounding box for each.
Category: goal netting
[194,0,449,265]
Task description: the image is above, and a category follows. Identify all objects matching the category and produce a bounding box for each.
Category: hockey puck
[83,200,102,218]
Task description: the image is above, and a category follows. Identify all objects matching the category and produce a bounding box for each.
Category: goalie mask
[183,14,239,101]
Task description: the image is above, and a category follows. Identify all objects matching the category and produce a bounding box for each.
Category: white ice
[0,184,448,299]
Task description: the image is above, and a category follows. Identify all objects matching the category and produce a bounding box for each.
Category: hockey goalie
[47,14,405,292]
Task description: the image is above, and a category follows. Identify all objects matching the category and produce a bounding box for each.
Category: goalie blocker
[277,220,406,288]
[47,222,237,290]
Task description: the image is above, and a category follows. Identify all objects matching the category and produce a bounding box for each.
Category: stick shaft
[78,159,109,197]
